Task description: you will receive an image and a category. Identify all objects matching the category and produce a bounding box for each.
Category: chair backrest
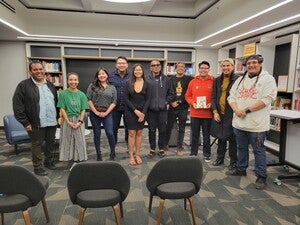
[146,156,203,195]
[3,114,29,144]
[0,165,47,206]
[67,161,130,204]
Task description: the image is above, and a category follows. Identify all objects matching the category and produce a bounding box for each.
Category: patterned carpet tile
[0,128,299,225]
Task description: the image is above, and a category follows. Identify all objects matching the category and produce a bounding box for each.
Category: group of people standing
[13,54,277,190]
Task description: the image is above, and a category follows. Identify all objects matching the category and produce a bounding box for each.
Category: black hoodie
[146,72,172,111]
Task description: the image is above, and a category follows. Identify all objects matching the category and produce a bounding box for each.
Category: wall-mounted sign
[243,43,256,57]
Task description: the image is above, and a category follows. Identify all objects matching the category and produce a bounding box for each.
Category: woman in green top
[57,72,89,162]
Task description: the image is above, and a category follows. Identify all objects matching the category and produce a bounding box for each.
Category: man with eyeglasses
[109,56,131,146]
[146,59,172,158]
[227,54,277,190]
[185,61,214,162]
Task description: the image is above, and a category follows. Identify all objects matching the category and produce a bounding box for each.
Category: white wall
[195,48,219,76]
[0,41,27,126]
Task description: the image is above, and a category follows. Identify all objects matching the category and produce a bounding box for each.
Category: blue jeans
[233,128,267,178]
[90,111,115,158]
[190,117,211,157]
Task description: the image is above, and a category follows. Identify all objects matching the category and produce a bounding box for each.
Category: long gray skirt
[59,116,88,161]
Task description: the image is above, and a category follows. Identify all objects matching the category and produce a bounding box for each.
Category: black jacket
[13,78,58,128]
[146,73,172,111]
[210,72,239,140]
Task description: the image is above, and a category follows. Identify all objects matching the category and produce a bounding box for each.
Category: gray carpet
[0,126,299,225]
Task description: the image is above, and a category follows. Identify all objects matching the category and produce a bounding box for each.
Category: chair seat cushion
[76,189,121,208]
[156,182,196,199]
[11,131,30,142]
[0,194,31,213]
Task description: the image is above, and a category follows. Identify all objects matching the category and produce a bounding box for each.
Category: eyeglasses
[151,64,161,67]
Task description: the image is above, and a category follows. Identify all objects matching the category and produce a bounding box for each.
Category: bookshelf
[166,50,195,76]
[26,44,64,90]
[26,43,195,92]
[292,36,300,111]
[217,34,300,154]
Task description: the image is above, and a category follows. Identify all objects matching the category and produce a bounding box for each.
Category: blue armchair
[3,114,30,154]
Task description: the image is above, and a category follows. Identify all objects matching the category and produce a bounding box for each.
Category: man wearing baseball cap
[226,54,277,190]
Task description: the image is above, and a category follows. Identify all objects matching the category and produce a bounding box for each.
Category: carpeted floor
[0,126,299,225]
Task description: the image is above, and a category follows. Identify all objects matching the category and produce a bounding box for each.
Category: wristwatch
[244,107,251,114]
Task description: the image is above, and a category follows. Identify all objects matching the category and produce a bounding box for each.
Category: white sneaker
[204,157,211,162]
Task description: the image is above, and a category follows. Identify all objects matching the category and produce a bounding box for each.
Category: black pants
[165,108,189,148]
[27,126,56,168]
[112,110,128,144]
[216,135,237,165]
[147,110,168,150]
[190,117,211,157]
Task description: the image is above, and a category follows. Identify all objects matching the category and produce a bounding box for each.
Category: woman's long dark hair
[91,67,109,91]
[127,64,144,94]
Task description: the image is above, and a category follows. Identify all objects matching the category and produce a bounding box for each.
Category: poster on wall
[243,43,256,57]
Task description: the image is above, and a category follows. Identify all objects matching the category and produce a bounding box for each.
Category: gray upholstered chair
[3,114,30,154]
[0,165,50,225]
[146,156,203,225]
[67,161,130,225]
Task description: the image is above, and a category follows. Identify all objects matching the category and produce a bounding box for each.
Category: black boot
[97,154,102,161]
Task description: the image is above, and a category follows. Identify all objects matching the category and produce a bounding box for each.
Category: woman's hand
[134,110,145,122]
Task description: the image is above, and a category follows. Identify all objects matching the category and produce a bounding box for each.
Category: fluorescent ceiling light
[104,0,151,3]
[196,0,294,43]
[0,0,296,47]
[0,18,28,35]
[17,36,202,47]
[211,14,300,47]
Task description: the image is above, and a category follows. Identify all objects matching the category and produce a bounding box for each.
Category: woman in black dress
[125,64,151,165]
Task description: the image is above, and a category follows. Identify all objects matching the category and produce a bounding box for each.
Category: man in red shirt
[185,61,214,162]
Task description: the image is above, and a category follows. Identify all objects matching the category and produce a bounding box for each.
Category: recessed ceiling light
[104,0,151,3]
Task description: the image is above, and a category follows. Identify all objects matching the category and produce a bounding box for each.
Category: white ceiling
[0,0,300,48]
[17,0,217,18]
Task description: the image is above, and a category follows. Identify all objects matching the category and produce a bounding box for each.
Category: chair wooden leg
[148,193,153,212]
[1,213,4,225]
[78,208,86,225]
[187,197,197,225]
[157,199,165,225]
[22,210,31,225]
[41,197,50,222]
[184,198,187,210]
[14,144,19,155]
[119,202,124,218]
[112,205,121,225]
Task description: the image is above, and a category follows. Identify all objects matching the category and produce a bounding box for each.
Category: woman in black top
[125,64,151,165]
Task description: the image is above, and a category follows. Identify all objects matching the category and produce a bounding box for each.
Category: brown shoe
[147,150,156,158]
[164,145,169,151]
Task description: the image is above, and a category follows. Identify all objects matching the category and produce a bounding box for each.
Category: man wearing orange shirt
[185,61,214,162]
